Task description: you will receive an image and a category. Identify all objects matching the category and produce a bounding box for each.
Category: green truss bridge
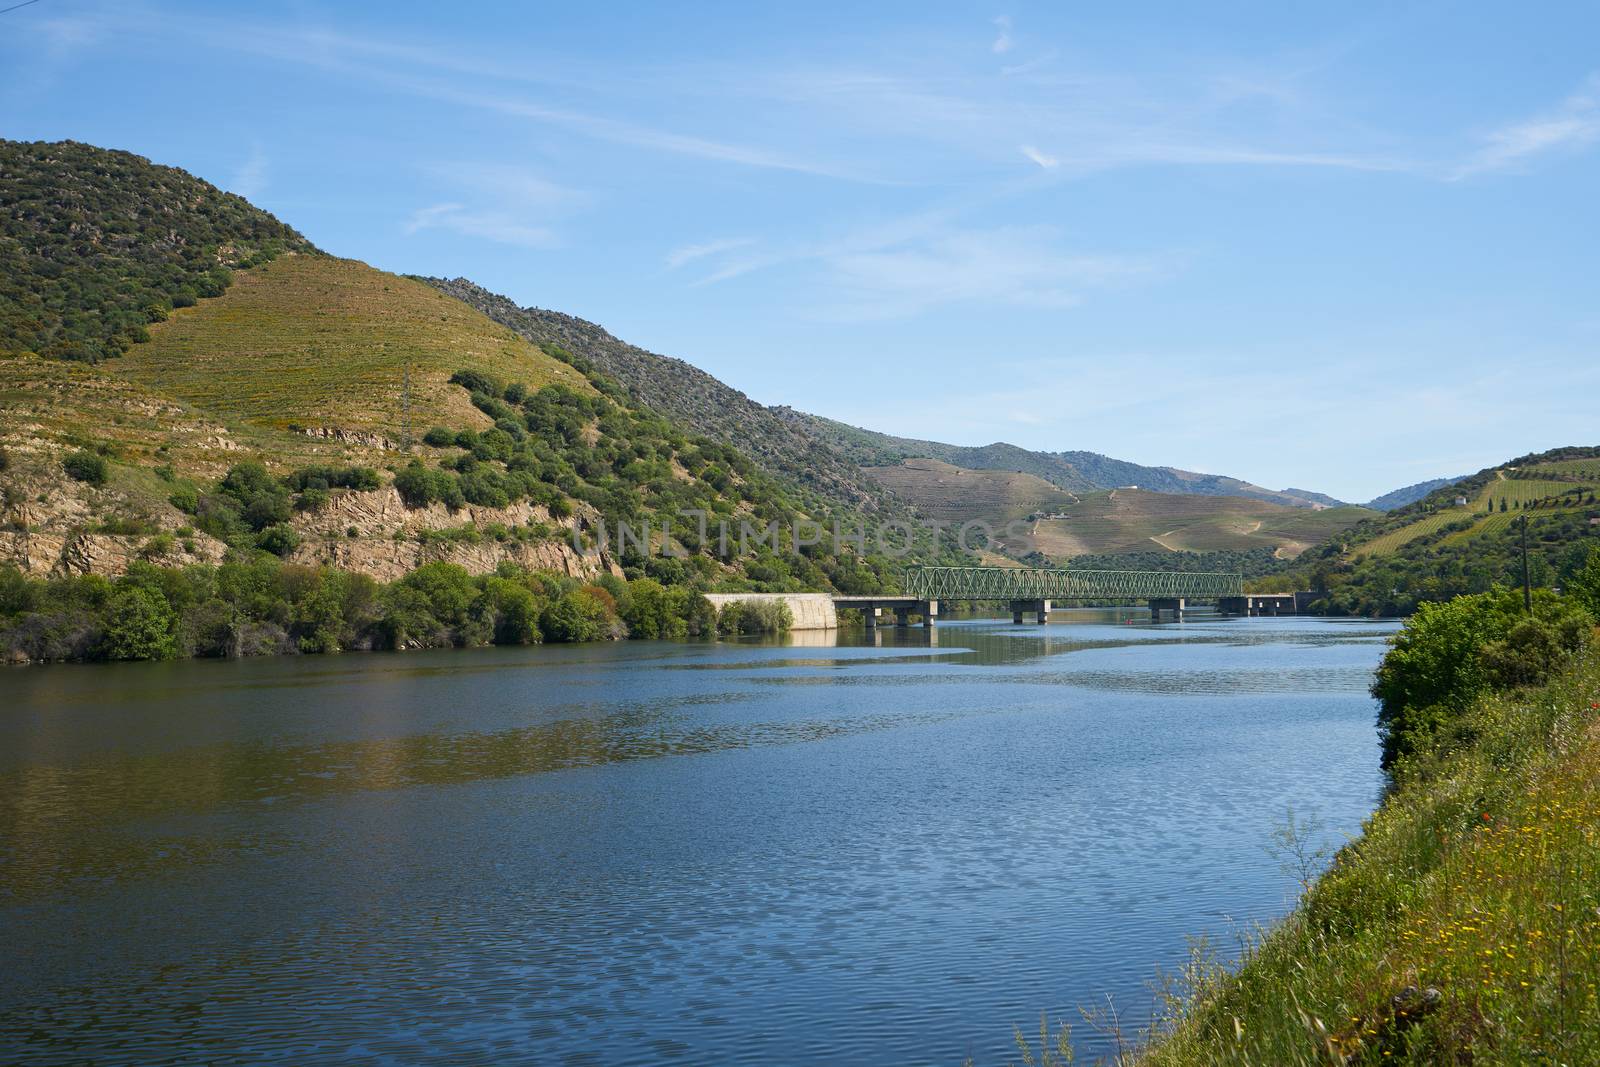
[903,566,1242,602]
[831,566,1307,627]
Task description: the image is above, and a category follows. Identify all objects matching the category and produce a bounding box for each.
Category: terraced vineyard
[119,255,591,442]
[863,458,1078,523]
[1024,489,1369,559]
[1356,471,1597,558]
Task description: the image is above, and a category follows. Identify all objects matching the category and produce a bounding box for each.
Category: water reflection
[0,611,1398,1066]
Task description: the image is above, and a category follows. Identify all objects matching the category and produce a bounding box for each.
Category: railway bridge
[835,565,1267,627]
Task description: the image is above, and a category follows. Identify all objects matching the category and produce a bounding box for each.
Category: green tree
[540,588,615,642]
[1569,545,1600,620]
[101,584,178,660]
[1372,588,1590,768]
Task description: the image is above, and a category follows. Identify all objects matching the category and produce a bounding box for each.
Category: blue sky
[4,1,1598,501]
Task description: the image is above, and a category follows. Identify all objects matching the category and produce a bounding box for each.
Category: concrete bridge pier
[836,596,938,629]
[1149,597,1186,620]
[1009,599,1051,624]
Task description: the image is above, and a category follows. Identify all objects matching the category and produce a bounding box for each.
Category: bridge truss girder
[903,566,1242,601]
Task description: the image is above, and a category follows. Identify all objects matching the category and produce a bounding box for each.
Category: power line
[0,0,46,16]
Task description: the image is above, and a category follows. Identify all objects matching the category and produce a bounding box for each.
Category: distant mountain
[1364,477,1463,512]
[423,280,1347,515]
[1281,487,1346,509]
[780,412,1343,509]
[860,457,1372,559]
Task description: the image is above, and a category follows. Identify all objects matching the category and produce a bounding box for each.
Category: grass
[120,254,589,439]
[859,463,1371,560]
[1025,490,1369,559]
[863,458,1079,523]
[1358,472,1596,559]
[1135,640,1600,1066]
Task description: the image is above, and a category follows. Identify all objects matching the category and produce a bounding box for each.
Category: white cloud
[666,237,757,269]
[404,163,584,249]
[991,15,1014,55]
[1456,73,1600,177]
[820,225,1162,319]
[1019,144,1058,169]
[403,202,558,248]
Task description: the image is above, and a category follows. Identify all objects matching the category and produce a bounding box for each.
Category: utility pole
[1519,513,1532,614]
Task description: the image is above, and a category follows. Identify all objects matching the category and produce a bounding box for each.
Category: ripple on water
[0,615,1397,1065]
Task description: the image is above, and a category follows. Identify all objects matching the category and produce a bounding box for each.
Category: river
[0,610,1397,1065]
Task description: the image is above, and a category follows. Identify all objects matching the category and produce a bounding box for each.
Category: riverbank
[0,558,801,664]
[1139,639,1600,1064]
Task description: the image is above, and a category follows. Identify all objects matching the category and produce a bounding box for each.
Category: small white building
[1454,495,1469,506]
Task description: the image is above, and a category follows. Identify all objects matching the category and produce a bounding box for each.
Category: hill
[423,278,1346,514]
[1,139,313,362]
[860,457,1371,559]
[1258,446,1600,614]
[785,411,1343,508]
[423,277,888,511]
[121,255,591,445]
[861,457,1081,523]
[0,142,964,592]
[1365,475,1462,511]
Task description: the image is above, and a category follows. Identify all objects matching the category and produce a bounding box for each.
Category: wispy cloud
[403,202,558,249]
[403,163,585,249]
[666,237,757,269]
[820,225,1167,320]
[991,15,1014,55]
[1019,144,1058,169]
[229,143,268,200]
[1455,73,1600,177]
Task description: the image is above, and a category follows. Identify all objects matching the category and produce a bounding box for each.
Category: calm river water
[0,610,1397,1065]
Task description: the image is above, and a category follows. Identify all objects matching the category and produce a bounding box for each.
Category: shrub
[478,577,543,645]
[168,484,199,513]
[1372,588,1591,767]
[422,426,456,447]
[63,451,109,485]
[540,587,617,643]
[715,598,794,635]
[448,368,502,397]
[255,524,301,557]
[393,462,465,509]
[101,584,178,660]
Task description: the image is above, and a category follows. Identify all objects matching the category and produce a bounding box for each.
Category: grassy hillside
[1,139,313,362]
[862,457,1080,522]
[1258,447,1600,615]
[860,457,1371,560]
[1140,599,1600,1066]
[423,277,888,511]
[121,256,588,442]
[1027,490,1369,559]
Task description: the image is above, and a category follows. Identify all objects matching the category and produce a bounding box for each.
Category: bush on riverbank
[1371,587,1591,768]
[713,598,794,635]
[1128,593,1600,1066]
[0,559,724,663]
